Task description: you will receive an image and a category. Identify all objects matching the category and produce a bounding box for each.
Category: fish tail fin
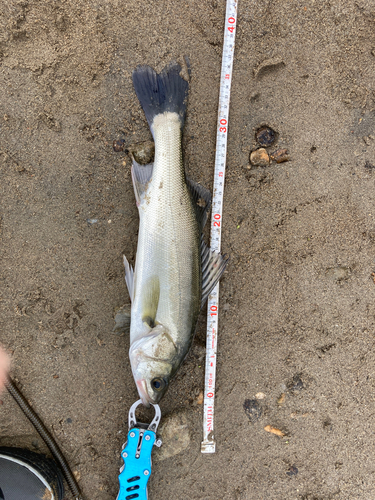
[132,62,189,136]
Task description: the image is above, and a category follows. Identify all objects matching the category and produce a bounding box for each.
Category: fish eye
[151,378,166,391]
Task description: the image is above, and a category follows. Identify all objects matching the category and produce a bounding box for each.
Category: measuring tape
[201,0,238,454]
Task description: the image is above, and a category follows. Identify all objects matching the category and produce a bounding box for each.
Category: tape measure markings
[201,0,238,454]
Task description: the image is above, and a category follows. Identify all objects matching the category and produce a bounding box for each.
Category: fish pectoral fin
[201,242,229,308]
[131,160,154,205]
[141,276,160,327]
[113,303,131,335]
[142,316,155,329]
[186,178,212,229]
[123,254,134,302]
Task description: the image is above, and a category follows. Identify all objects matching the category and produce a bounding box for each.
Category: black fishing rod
[5,375,83,500]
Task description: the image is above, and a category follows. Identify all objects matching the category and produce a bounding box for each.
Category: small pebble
[243,399,262,423]
[87,218,98,225]
[255,392,265,400]
[112,139,125,152]
[154,412,190,461]
[127,140,155,165]
[196,391,204,405]
[277,393,286,405]
[264,425,285,437]
[288,374,304,392]
[250,148,269,167]
[286,465,298,477]
[270,148,289,163]
[256,126,276,147]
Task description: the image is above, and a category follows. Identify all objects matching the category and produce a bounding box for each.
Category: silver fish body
[124,63,227,405]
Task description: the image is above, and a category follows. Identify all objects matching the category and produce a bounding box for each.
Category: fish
[121,61,228,406]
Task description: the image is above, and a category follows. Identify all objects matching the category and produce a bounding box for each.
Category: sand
[1,1,375,498]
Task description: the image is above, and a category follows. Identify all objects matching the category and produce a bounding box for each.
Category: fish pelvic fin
[123,254,134,302]
[201,242,229,307]
[132,62,189,137]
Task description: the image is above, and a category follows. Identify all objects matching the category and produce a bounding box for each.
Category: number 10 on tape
[201,0,238,454]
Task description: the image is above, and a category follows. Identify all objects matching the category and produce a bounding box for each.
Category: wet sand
[1,1,375,498]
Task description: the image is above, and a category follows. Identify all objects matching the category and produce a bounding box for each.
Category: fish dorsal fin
[123,254,134,302]
[131,160,154,206]
[186,178,212,229]
[141,276,160,328]
[201,240,229,307]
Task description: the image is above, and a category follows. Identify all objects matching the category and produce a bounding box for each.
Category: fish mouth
[136,379,152,408]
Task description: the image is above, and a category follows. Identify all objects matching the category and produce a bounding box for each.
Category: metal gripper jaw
[117,400,162,500]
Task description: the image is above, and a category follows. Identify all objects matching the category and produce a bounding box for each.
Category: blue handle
[117,428,156,500]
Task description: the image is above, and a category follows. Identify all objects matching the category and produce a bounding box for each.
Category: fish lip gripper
[117,399,162,500]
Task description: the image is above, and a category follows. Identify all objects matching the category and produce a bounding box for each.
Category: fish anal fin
[201,242,229,308]
[187,178,212,229]
[131,160,154,206]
